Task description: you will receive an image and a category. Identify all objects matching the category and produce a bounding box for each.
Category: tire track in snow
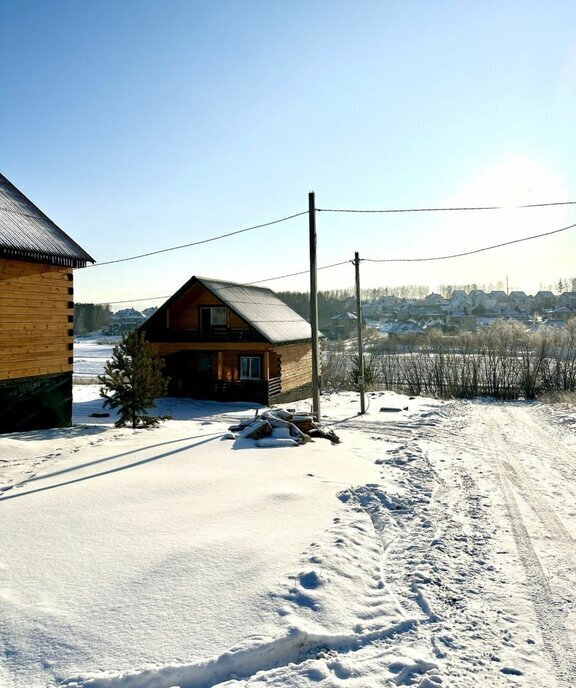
[503,404,576,482]
[484,408,576,685]
[495,407,576,560]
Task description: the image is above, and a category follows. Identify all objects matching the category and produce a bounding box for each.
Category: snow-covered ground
[1,345,576,687]
[73,339,118,381]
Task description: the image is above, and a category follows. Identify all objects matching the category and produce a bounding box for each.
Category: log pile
[228,408,340,447]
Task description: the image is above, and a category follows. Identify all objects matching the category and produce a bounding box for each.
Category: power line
[85,218,576,305]
[82,210,308,268]
[318,200,576,214]
[247,259,351,285]
[80,199,576,270]
[362,221,576,263]
[89,259,352,305]
[90,296,172,305]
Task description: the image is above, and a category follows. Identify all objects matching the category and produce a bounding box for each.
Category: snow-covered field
[73,339,118,381]
[2,345,576,687]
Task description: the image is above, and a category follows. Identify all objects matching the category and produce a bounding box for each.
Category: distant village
[329,288,576,339]
[104,306,158,334]
[84,287,576,341]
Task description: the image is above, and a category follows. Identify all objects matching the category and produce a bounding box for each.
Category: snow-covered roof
[111,308,145,320]
[0,172,94,268]
[200,277,312,343]
[331,312,358,321]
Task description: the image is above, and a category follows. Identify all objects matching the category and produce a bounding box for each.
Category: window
[200,306,228,329]
[240,356,261,380]
[210,307,227,326]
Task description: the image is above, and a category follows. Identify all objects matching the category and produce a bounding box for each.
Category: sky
[2,0,576,308]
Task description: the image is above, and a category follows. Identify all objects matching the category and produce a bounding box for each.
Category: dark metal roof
[0,173,94,268]
[146,275,313,344]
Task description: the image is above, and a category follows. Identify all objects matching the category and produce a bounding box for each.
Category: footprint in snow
[299,570,322,589]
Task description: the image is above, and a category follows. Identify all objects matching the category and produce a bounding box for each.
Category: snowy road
[417,402,576,687]
[2,392,576,687]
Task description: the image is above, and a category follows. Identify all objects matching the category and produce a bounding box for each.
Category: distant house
[140,276,314,405]
[508,291,530,309]
[534,290,556,310]
[106,308,146,334]
[383,322,425,336]
[424,293,446,305]
[559,292,576,310]
[499,306,529,322]
[142,306,158,318]
[544,307,575,324]
[329,311,358,339]
[490,290,508,303]
[0,173,94,433]
[446,313,476,332]
[361,300,382,318]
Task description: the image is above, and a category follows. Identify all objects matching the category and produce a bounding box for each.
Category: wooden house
[140,276,313,405]
[0,173,94,433]
[329,311,358,339]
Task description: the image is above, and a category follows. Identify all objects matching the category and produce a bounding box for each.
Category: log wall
[276,342,313,392]
[0,258,74,380]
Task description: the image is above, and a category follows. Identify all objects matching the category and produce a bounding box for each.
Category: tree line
[74,303,112,336]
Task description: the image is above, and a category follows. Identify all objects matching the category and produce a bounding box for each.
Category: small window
[211,307,227,326]
[240,356,261,380]
[200,306,228,328]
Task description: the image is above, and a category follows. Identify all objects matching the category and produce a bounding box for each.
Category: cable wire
[318,200,576,213]
[82,210,308,268]
[362,221,576,263]
[89,259,352,305]
[247,259,351,285]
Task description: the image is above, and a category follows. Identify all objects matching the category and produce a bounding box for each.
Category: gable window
[210,307,227,325]
[200,306,228,329]
[240,356,261,380]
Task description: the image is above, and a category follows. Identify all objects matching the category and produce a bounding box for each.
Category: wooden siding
[167,282,250,331]
[276,342,313,392]
[0,258,74,380]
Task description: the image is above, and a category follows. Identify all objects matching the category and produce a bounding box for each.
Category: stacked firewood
[227,408,340,447]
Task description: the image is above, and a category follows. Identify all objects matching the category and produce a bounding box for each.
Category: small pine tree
[99,331,169,429]
[349,354,376,390]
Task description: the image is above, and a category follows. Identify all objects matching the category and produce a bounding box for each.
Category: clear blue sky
[3,0,576,306]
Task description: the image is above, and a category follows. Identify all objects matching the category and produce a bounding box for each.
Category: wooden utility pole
[309,192,321,421]
[354,252,366,414]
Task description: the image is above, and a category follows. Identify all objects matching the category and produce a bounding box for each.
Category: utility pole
[354,252,366,414]
[308,192,321,421]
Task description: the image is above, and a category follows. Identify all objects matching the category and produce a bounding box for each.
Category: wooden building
[0,173,94,433]
[329,311,358,339]
[140,276,314,405]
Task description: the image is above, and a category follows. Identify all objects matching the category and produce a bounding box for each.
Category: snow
[73,339,117,381]
[2,344,576,687]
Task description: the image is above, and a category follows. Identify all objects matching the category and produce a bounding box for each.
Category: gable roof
[331,311,357,321]
[148,275,312,344]
[0,173,94,268]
